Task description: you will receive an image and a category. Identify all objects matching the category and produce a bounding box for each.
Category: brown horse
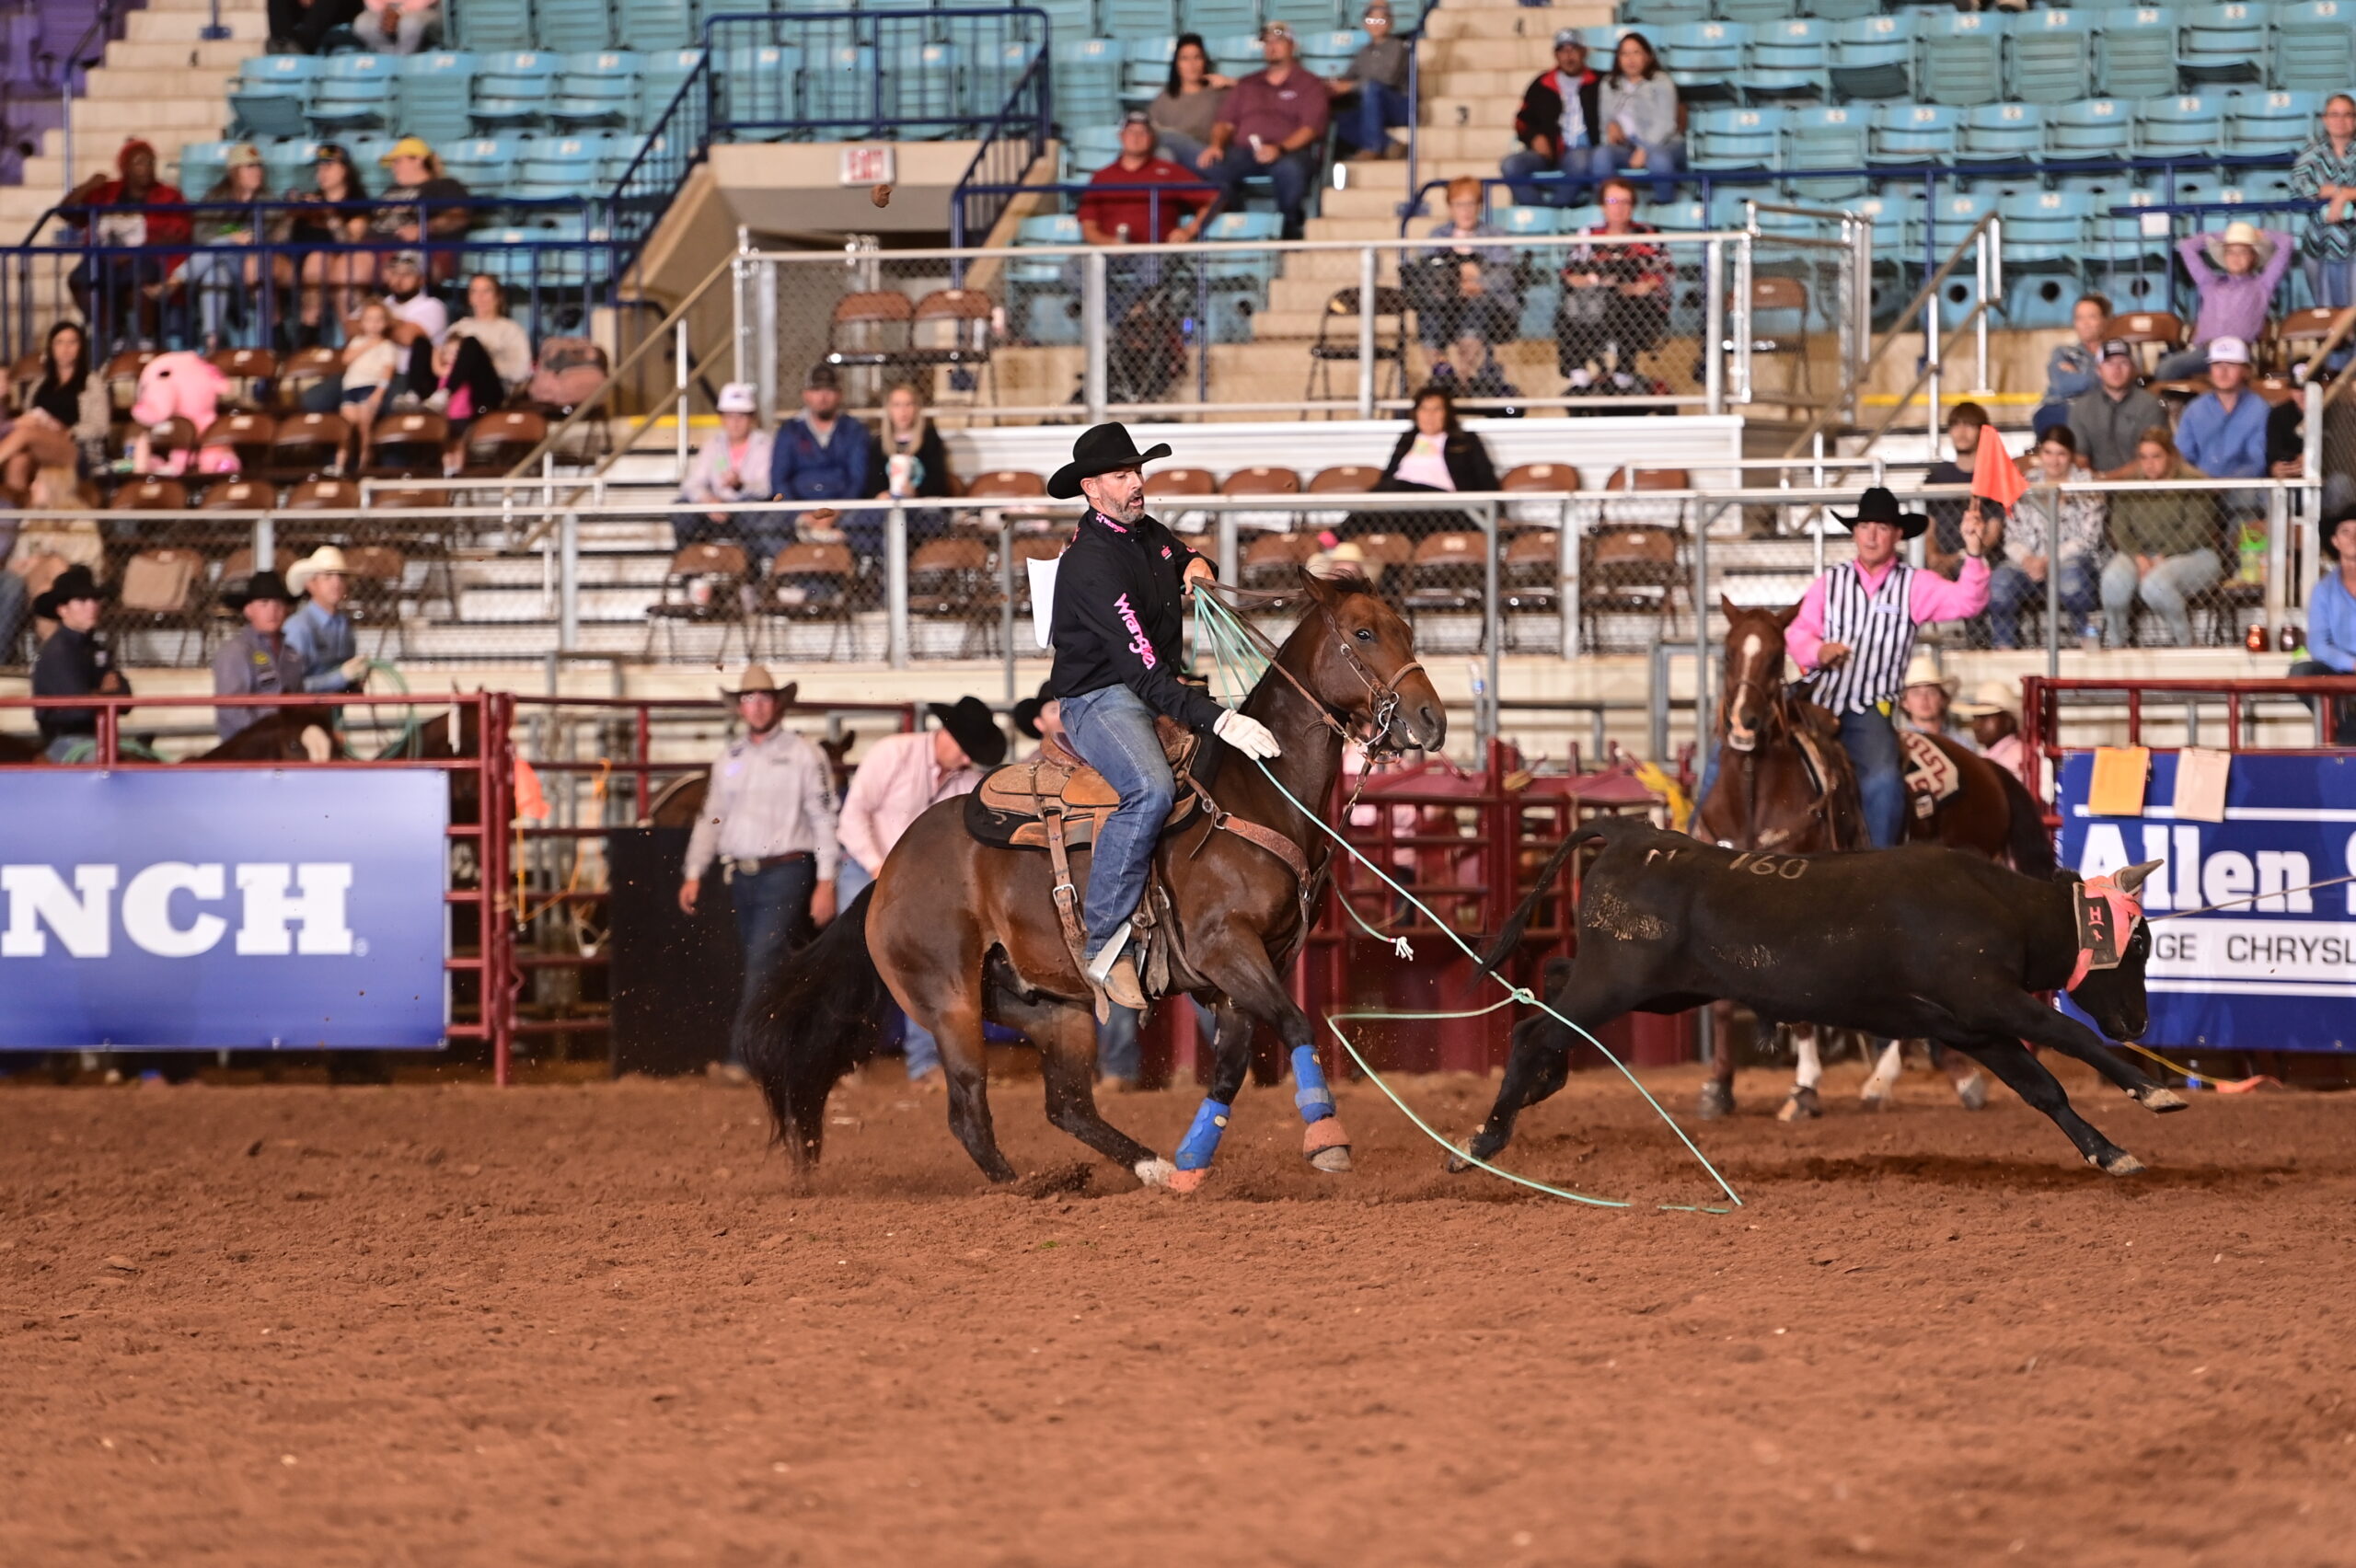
[189,710,349,763]
[743,572,1445,1188]
[1693,601,2053,1121]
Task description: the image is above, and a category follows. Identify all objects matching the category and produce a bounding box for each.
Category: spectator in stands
[835,698,1005,1086]
[414,335,505,450]
[338,299,402,459]
[212,571,308,741]
[376,251,450,347]
[284,546,373,696]
[2032,293,2110,440]
[1415,176,1516,350]
[184,144,294,354]
[1896,654,1968,745]
[29,564,124,762]
[2292,96,2356,314]
[2067,338,2166,478]
[2175,337,2270,482]
[293,144,373,348]
[866,383,953,520]
[1989,424,2107,650]
[371,138,472,281]
[1329,2,1412,163]
[767,363,873,571]
[64,139,191,352]
[1591,32,1683,202]
[1501,32,1600,209]
[0,322,108,491]
[672,382,775,551]
[1201,21,1330,241]
[269,0,363,53]
[1556,178,1667,390]
[1148,35,1231,171]
[449,274,535,394]
[1081,112,1214,250]
[1362,385,1499,539]
[2289,504,2356,744]
[1922,401,2012,579]
[2101,427,2223,649]
[1952,682,2032,788]
[2159,220,2295,381]
[354,0,439,54]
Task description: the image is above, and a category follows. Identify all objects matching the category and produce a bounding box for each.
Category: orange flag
[1970,428,2028,510]
[513,754,551,823]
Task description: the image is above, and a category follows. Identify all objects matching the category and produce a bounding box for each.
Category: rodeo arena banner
[0,770,448,1050]
[2061,749,2356,1054]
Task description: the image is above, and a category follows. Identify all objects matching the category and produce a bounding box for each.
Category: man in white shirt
[380,251,449,345]
[681,663,842,1069]
[835,696,1005,1083]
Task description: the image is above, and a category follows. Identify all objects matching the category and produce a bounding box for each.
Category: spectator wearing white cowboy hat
[1953,680,2032,787]
[681,663,841,1069]
[1896,651,1968,745]
[2159,219,2296,380]
[284,545,375,695]
[673,381,776,551]
[835,696,1007,1085]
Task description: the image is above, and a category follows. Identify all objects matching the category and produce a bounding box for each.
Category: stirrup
[1083,920,1135,987]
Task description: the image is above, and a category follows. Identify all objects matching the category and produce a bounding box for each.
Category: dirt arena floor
[6,1057,2356,1568]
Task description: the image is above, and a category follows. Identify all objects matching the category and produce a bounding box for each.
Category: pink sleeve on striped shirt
[1786,573,1831,670]
[1908,554,1990,623]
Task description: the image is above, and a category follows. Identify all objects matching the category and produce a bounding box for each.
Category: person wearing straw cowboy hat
[1953,679,2033,788]
[1045,421,1278,1020]
[1896,651,1968,745]
[29,563,127,761]
[836,695,1007,1086]
[212,569,309,740]
[681,663,842,1070]
[284,545,376,695]
[1693,488,1990,850]
[2158,218,2296,381]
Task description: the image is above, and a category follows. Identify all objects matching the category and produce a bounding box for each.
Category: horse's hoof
[1860,1088,1895,1113]
[1696,1083,1734,1120]
[2136,1086,2189,1113]
[1444,1139,1475,1174]
[1166,1166,1207,1194]
[1132,1157,1177,1188]
[1308,1145,1353,1174]
[2094,1150,2146,1177]
[1303,1117,1352,1173]
[1776,1087,1822,1124]
[1955,1070,1990,1112]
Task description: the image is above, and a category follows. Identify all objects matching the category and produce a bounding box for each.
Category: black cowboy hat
[31,562,108,620]
[929,696,1009,769]
[1831,485,1930,541]
[2321,502,2356,562]
[220,569,297,609]
[1047,421,1172,500]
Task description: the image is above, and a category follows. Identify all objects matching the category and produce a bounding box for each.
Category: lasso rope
[1193,591,1741,1212]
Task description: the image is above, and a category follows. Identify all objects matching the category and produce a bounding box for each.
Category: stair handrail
[52,0,121,198]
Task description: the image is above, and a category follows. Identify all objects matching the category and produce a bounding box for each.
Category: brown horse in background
[743,572,1446,1189]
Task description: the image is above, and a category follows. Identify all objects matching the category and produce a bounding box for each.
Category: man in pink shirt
[1698,488,1989,848]
[835,696,1007,1081]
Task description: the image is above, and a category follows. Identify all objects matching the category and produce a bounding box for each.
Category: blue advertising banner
[0,770,449,1049]
[2058,750,2356,1053]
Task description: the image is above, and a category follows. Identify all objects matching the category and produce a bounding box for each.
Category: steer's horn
[2113,859,2164,894]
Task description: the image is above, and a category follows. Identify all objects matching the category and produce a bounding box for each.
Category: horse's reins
[1193,582,1426,756]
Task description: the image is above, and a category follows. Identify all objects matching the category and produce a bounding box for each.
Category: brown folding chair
[825,291,916,388]
[1308,465,1383,495]
[905,288,996,409]
[283,478,363,511]
[1602,467,1692,491]
[960,467,1054,530]
[1402,529,1484,613]
[1502,462,1582,492]
[116,547,210,665]
[1220,466,1302,496]
[1746,275,1813,395]
[1144,467,1217,501]
[209,347,279,409]
[364,409,449,479]
[459,408,548,476]
[907,536,999,655]
[1241,530,1321,590]
[275,346,343,408]
[1581,523,1683,651]
[110,478,191,513]
[1304,286,1407,411]
[645,542,751,661]
[266,411,354,481]
[102,349,158,414]
[202,410,277,474]
[765,540,859,661]
[342,543,410,654]
[2269,306,2343,375]
[2109,311,2186,379]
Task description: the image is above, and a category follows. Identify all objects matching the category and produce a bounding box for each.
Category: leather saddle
[964,715,1209,853]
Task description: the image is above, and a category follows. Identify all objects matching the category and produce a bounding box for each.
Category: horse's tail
[742,882,891,1168]
[1477,824,1609,974]
[1997,765,2058,879]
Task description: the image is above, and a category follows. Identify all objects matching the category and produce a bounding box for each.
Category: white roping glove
[340,654,373,684]
[1214,709,1282,760]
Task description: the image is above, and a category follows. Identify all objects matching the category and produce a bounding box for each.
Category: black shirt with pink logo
[1045,509,1225,733]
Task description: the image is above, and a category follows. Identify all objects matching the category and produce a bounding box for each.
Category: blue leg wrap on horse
[1175,1098,1234,1170]
[1291,1044,1335,1123]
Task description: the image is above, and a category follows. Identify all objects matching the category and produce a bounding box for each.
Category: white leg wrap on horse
[1794,1029,1823,1090]
[1862,1040,1903,1104]
[1133,1157,1176,1188]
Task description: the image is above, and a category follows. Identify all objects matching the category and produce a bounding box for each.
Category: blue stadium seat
[2274,1,2356,95]
[721,46,803,136]
[262,137,325,196]
[2095,7,2179,102]
[617,0,697,52]
[1748,18,1829,103]
[514,134,613,202]
[341,132,394,174]
[1620,0,1712,28]
[551,51,645,131]
[536,0,617,54]
[2225,87,2319,156]
[1919,190,1997,283]
[1024,0,1098,42]
[805,45,881,130]
[230,54,318,141]
[1299,30,1366,79]
[1662,22,1751,108]
[2135,92,2224,156]
[177,140,233,198]
[1829,14,1911,104]
[1999,187,2093,269]
[454,0,534,53]
[1207,35,1266,75]
[1053,39,1125,131]
[1871,102,1960,164]
[640,49,704,128]
[442,133,532,196]
[2006,9,2093,106]
[1784,104,1869,197]
[1065,123,1123,176]
[1121,39,1178,106]
[1266,0,1345,30]
[1958,101,2044,165]
[970,40,1045,120]
[889,44,966,139]
[398,52,479,147]
[602,132,656,186]
[1716,0,1796,24]
[1807,0,1885,19]
[1103,0,1180,34]
[2046,97,2134,161]
[1691,106,1784,169]
[473,52,564,129]
[309,52,396,134]
[1918,12,2005,108]
[2177,3,2268,86]
[1188,0,1265,41]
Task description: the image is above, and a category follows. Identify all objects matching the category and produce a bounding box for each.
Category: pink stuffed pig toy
[128,352,239,476]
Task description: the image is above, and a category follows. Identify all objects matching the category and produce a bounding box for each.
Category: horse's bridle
[1201,584,1426,756]
[1721,655,1784,753]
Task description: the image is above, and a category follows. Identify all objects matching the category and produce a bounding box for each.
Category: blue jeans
[2290,658,2356,744]
[1339,79,1410,156]
[727,856,814,1063]
[1500,143,1590,207]
[1156,132,1208,169]
[183,249,248,346]
[1987,554,2101,648]
[1207,143,1316,237]
[2101,549,2224,648]
[1693,700,1903,848]
[836,856,941,1078]
[1057,682,1175,958]
[1588,134,1681,199]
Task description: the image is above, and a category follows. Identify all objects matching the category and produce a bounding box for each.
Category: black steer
[1462,817,2181,1175]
